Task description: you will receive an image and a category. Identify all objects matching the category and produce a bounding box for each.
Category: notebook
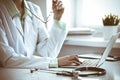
[62,32,120,68]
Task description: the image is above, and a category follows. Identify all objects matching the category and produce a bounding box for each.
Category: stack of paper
[68,28,95,35]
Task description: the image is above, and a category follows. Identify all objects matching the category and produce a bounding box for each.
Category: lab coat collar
[23,0,32,18]
[1,0,32,18]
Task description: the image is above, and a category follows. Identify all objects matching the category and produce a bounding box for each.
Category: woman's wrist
[54,15,61,21]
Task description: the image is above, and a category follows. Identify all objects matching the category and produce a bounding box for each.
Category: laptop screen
[97,32,120,67]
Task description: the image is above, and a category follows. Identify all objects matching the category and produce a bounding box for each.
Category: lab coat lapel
[13,17,24,37]
[0,5,27,55]
[24,15,34,57]
[16,25,24,37]
[24,15,33,40]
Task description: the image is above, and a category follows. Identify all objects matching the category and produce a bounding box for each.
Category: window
[47,0,120,28]
[78,0,120,28]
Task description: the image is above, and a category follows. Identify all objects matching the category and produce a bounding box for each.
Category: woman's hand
[58,55,82,67]
[52,0,64,21]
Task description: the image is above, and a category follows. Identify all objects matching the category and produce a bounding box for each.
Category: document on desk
[68,28,95,35]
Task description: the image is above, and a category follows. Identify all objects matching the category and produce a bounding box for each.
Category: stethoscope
[15,6,53,41]
[25,6,53,24]
[30,67,106,77]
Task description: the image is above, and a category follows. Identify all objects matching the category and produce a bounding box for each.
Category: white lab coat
[0,1,67,69]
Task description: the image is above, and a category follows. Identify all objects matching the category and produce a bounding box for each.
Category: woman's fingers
[52,0,63,10]
[69,60,81,65]
[69,55,82,64]
[56,1,63,10]
[58,55,82,67]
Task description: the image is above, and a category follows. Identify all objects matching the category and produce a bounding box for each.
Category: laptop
[62,32,120,68]
[96,32,120,67]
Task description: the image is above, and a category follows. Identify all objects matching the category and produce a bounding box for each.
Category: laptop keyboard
[60,59,100,68]
[80,59,99,67]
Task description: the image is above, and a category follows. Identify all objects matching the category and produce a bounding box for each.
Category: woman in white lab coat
[0,0,81,69]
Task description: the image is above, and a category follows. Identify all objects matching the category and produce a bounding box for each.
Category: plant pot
[103,26,118,40]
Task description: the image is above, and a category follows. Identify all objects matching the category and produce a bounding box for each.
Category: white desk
[0,61,120,80]
[59,34,120,57]
[65,34,120,48]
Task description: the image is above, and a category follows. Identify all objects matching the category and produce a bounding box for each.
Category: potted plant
[102,13,120,40]
[103,13,120,26]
